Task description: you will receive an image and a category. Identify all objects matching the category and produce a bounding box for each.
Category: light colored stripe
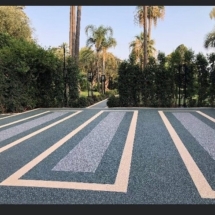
[86,99,107,108]
[0,111,82,153]
[0,111,103,182]
[0,111,50,129]
[114,110,138,192]
[0,108,40,120]
[52,112,126,172]
[173,113,215,160]
[0,111,138,193]
[0,112,68,142]
[196,111,215,123]
[159,111,215,199]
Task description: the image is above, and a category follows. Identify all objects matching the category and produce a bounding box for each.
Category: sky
[24,6,215,60]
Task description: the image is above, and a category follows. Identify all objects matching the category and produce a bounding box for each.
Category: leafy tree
[85,25,116,92]
[207,53,215,106]
[129,32,156,68]
[0,6,33,41]
[195,53,210,106]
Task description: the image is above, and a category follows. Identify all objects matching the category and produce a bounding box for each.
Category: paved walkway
[0,101,215,204]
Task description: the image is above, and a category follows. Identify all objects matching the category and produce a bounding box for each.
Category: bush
[92,95,99,102]
[188,98,197,107]
[105,89,117,97]
[107,95,120,107]
[71,96,89,108]
[87,96,94,105]
[77,96,89,107]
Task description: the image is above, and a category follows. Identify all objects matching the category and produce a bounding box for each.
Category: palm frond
[85,25,96,36]
[204,30,215,48]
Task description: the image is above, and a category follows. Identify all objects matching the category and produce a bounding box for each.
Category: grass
[79,91,100,97]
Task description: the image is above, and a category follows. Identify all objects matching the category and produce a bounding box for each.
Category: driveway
[0,101,215,204]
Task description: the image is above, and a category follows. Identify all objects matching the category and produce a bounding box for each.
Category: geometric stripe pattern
[52,112,126,173]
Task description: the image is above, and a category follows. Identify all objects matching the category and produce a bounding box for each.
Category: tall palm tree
[204,30,215,49]
[101,37,117,76]
[101,37,117,92]
[69,6,76,56]
[135,6,165,42]
[72,6,76,57]
[210,7,215,19]
[69,6,72,55]
[85,25,115,92]
[143,6,147,69]
[75,6,81,61]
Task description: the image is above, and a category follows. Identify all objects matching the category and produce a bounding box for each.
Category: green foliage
[105,89,117,97]
[0,6,33,41]
[67,57,79,103]
[0,33,81,112]
[118,60,142,107]
[207,53,215,106]
[72,96,89,108]
[107,95,119,107]
[195,53,210,106]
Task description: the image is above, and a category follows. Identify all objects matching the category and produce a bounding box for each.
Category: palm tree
[210,7,215,19]
[85,25,115,92]
[75,6,81,61]
[69,6,76,57]
[130,32,156,68]
[101,37,117,92]
[143,6,148,69]
[69,6,72,55]
[135,6,165,41]
[101,37,117,75]
[204,30,215,49]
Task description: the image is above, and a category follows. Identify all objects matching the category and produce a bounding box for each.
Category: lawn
[79,91,100,97]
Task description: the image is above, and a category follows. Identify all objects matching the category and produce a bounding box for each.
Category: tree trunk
[75,6,81,62]
[102,50,106,94]
[72,6,76,58]
[148,16,152,42]
[143,6,148,69]
[69,6,72,55]
[97,52,100,93]
[148,6,152,41]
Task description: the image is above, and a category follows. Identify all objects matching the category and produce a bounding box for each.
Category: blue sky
[25,6,215,60]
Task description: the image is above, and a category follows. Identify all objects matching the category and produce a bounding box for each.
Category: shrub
[77,96,88,107]
[92,95,99,102]
[107,95,120,107]
[105,89,117,97]
[87,96,94,105]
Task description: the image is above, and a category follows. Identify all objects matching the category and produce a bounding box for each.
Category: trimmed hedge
[107,95,120,107]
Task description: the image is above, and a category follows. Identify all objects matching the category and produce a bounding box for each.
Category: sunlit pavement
[0,101,215,204]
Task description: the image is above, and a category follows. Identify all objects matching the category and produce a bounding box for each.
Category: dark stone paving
[0,104,215,204]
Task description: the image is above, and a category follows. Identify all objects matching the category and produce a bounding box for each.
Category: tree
[207,53,215,106]
[129,32,156,68]
[50,43,69,60]
[209,7,215,19]
[204,8,215,50]
[69,6,76,57]
[135,6,165,41]
[101,37,117,76]
[0,6,33,41]
[195,53,210,106]
[204,30,215,49]
[85,25,115,92]
[143,6,148,69]
[75,6,82,61]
